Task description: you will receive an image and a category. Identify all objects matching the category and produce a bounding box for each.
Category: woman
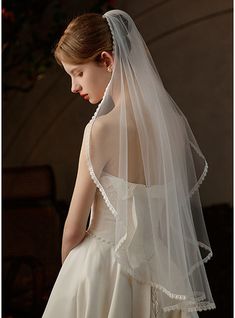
[42,9,216,318]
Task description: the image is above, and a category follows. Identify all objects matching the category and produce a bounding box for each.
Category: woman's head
[54,13,113,65]
[54,13,114,104]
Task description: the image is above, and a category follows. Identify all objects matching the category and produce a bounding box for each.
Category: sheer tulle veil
[85,9,216,315]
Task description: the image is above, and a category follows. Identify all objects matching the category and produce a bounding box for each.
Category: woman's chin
[89,97,102,105]
[89,100,97,105]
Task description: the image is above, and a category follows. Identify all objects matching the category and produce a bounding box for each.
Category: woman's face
[62,57,112,104]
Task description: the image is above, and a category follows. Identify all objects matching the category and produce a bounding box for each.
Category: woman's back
[98,108,146,185]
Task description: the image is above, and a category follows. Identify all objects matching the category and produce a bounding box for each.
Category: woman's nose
[71,81,81,94]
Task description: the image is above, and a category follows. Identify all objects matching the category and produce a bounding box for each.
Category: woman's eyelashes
[68,70,83,78]
[76,71,83,77]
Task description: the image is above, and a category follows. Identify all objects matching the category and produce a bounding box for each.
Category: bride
[42,9,216,318]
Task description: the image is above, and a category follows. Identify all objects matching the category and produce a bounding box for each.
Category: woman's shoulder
[84,115,114,147]
[88,113,116,134]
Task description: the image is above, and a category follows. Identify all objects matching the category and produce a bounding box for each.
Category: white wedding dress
[42,171,191,318]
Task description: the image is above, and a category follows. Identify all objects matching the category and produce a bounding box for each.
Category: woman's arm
[61,121,108,264]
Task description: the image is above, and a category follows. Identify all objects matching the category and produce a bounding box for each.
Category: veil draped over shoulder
[85,9,216,315]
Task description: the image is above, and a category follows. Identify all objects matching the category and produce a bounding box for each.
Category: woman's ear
[100,51,113,70]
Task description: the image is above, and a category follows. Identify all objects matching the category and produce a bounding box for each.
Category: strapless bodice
[87,171,166,244]
[87,172,142,244]
[87,172,123,244]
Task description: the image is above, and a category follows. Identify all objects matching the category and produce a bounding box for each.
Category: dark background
[2,0,233,317]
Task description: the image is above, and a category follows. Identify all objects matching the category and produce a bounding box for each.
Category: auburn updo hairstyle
[54,13,113,65]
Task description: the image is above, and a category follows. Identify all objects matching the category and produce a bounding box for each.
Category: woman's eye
[77,72,83,77]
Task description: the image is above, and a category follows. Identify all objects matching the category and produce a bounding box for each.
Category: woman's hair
[54,13,113,66]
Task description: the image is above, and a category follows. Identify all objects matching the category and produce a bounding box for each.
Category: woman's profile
[42,9,216,318]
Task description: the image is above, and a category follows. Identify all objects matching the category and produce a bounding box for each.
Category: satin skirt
[42,231,190,318]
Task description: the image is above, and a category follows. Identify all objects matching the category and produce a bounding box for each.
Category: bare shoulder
[87,115,113,142]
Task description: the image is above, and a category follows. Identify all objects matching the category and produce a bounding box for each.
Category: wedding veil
[85,9,216,314]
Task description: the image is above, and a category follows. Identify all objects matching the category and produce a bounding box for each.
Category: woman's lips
[81,94,89,100]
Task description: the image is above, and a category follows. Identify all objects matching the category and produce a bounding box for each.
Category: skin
[62,51,114,104]
[60,51,114,264]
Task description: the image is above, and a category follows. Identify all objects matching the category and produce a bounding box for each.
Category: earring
[107,66,112,73]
